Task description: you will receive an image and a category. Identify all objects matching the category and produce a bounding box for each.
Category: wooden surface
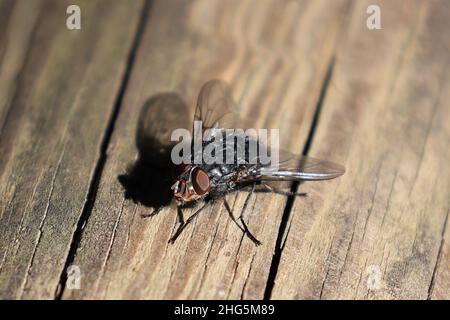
[0,0,448,300]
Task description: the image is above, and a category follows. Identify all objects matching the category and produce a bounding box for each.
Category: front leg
[169,202,209,243]
[141,206,163,218]
[176,206,185,224]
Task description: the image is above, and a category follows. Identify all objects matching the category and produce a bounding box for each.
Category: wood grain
[62,0,351,299]
[0,0,42,133]
[271,0,450,299]
[0,0,144,299]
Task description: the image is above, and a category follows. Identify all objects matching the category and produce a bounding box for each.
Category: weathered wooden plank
[0,0,144,299]
[272,0,450,299]
[62,0,351,299]
[0,0,42,139]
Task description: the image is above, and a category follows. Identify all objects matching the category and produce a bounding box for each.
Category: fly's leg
[177,206,185,224]
[240,183,261,246]
[169,203,208,243]
[257,183,308,197]
[223,198,244,232]
[141,206,163,218]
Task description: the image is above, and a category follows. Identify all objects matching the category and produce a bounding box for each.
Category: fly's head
[171,166,211,206]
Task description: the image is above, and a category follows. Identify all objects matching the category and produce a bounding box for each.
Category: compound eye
[191,167,210,195]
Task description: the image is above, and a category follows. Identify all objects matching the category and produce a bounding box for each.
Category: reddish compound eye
[191,167,210,195]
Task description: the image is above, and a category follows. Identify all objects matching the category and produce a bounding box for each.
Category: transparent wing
[250,149,345,181]
[192,79,255,163]
[194,79,239,131]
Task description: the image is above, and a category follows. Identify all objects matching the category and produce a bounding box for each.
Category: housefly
[142,79,345,245]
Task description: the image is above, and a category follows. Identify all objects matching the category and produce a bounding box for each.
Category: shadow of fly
[142,79,345,245]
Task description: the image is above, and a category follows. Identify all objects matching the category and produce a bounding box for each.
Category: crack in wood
[95,198,125,298]
[20,142,66,298]
[194,205,224,297]
[338,225,356,286]
[264,56,337,299]
[361,159,383,242]
[427,204,449,299]
[240,252,257,299]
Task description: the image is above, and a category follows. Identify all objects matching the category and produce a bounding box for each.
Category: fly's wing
[192,80,250,163]
[247,149,345,182]
[194,79,239,131]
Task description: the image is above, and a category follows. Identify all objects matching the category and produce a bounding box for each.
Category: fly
[142,79,345,245]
